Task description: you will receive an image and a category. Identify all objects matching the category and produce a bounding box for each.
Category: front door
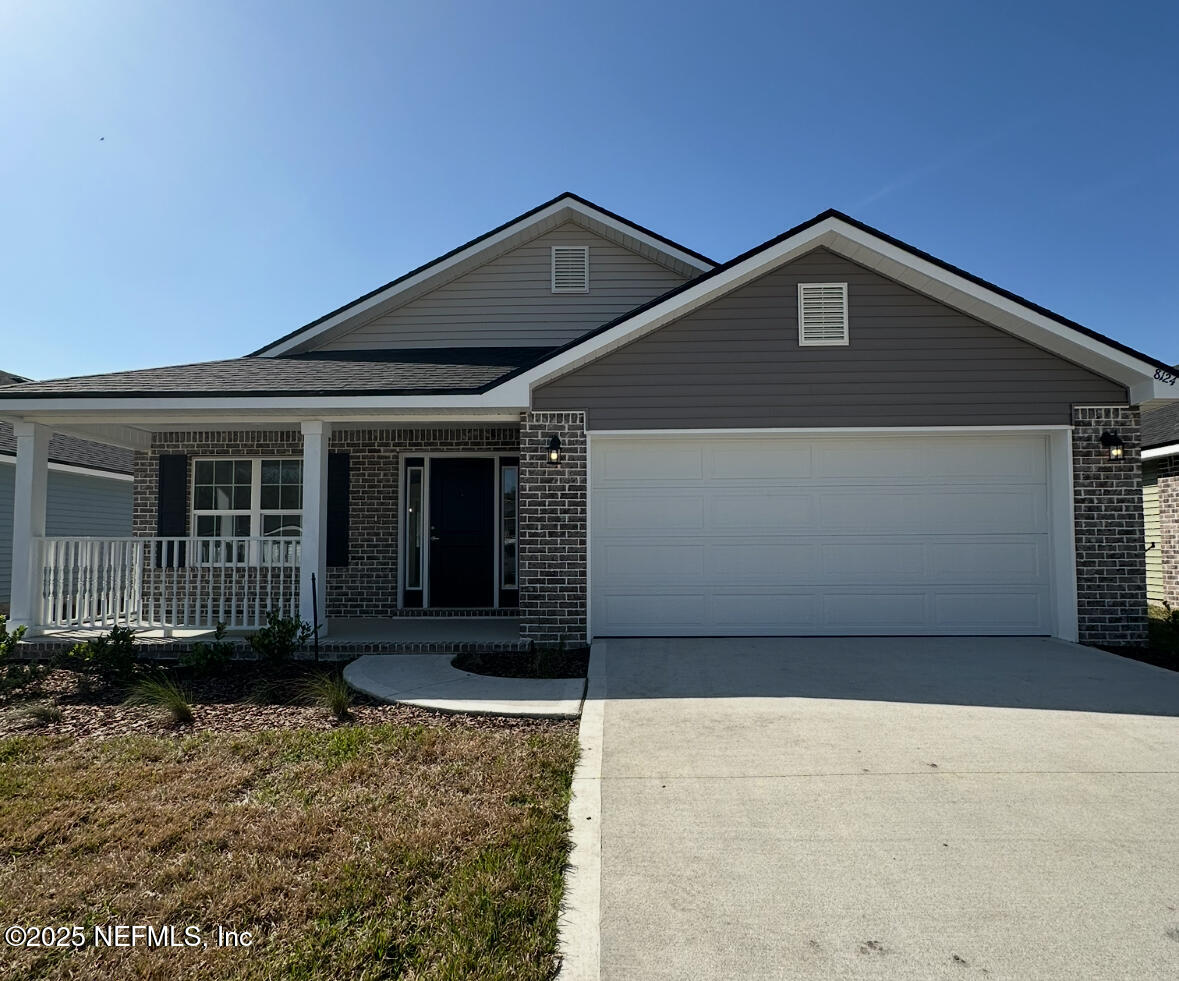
[428,458,495,607]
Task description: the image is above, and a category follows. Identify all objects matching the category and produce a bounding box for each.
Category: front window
[192,458,303,563]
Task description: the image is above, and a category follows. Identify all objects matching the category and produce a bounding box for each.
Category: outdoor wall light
[548,435,562,466]
[1100,430,1125,460]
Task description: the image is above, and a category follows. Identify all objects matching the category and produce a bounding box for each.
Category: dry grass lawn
[0,724,578,980]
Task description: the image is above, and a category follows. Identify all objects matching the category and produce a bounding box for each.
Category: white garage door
[590,434,1055,636]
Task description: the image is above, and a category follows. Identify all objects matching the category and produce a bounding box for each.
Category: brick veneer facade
[518,411,587,643]
[1154,453,1179,607]
[1071,406,1148,646]
[133,426,519,619]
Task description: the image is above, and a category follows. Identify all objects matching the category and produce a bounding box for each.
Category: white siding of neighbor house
[322,221,690,351]
[0,465,132,606]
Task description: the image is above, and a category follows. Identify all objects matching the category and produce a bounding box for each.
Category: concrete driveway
[582,637,1179,980]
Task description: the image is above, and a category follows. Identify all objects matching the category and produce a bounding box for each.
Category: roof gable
[492,210,1176,407]
[252,193,715,357]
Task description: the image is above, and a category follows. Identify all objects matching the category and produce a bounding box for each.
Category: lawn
[0,722,579,980]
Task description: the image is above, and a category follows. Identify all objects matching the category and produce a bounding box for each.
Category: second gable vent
[552,246,590,293]
[797,283,849,345]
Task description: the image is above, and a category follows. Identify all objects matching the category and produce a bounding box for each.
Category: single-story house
[0,194,1174,647]
[0,370,133,613]
[1142,392,1179,607]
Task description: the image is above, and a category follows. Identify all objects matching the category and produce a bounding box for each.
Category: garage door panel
[591,434,1055,636]
[603,493,705,531]
[709,493,815,531]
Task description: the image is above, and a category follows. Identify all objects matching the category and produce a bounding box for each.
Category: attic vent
[797,283,849,346]
[551,246,589,293]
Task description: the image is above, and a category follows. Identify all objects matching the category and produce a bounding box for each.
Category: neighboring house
[0,193,1175,647]
[0,370,133,612]
[1142,389,1179,607]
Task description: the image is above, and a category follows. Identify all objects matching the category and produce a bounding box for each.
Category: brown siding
[533,248,1128,428]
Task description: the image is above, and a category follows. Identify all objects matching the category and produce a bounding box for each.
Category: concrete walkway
[577,637,1179,980]
[343,654,585,717]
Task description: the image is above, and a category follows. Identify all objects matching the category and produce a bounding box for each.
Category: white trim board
[0,454,134,482]
[494,216,1175,404]
[1143,443,1179,460]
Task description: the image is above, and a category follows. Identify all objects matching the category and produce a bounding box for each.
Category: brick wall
[133,426,519,619]
[519,411,587,643]
[1155,453,1179,607]
[1072,407,1148,646]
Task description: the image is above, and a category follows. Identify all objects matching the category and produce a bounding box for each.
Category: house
[1142,393,1179,607]
[0,194,1174,647]
[0,370,133,613]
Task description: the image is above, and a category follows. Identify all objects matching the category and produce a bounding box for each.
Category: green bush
[56,625,139,685]
[178,621,236,677]
[124,673,194,726]
[1148,602,1179,655]
[0,616,47,697]
[248,612,311,665]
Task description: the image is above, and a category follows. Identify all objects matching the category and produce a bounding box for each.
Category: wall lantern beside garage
[548,435,562,466]
[1100,430,1125,460]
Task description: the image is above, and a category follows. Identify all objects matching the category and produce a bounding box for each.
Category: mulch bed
[452,648,589,679]
[1098,646,1178,673]
[0,667,578,740]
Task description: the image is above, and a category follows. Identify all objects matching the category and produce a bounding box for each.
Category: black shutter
[327,453,350,567]
[156,454,188,568]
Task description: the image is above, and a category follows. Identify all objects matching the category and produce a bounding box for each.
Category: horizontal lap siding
[533,248,1128,428]
[0,467,132,605]
[326,222,688,350]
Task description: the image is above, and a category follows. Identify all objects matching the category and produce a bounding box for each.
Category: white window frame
[551,245,590,293]
[190,457,304,563]
[797,282,849,346]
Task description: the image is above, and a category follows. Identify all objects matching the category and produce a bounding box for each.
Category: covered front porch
[5,414,540,644]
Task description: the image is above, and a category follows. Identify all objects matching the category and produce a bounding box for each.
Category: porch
[4,413,584,646]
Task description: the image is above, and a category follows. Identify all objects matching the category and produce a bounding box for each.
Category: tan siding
[1144,462,1164,604]
[534,248,1128,428]
[323,222,688,350]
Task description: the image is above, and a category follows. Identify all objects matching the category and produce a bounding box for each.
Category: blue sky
[1,0,1176,380]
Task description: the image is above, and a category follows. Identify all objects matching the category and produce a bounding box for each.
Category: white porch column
[10,422,51,630]
[300,421,331,636]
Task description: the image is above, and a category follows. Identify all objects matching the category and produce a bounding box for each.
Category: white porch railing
[34,536,301,631]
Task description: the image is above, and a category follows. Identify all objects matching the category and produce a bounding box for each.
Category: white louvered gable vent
[551,246,590,293]
[797,282,849,345]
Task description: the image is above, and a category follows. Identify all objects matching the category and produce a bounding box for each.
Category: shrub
[0,617,48,697]
[248,612,311,665]
[56,625,139,685]
[5,701,63,729]
[179,622,236,677]
[299,671,353,721]
[1148,602,1179,655]
[124,674,194,726]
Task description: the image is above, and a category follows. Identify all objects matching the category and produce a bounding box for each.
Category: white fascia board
[257,199,711,358]
[0,454,133,481]
[1143,442,1179,460]
[492,216,1167,401]
[0,393,527,416]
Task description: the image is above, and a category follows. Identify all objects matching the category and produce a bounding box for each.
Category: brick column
[519,411,587,644]
[1072,406,1147,646]
[1157,454,1179,607]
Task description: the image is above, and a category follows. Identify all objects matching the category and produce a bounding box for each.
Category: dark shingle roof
[0,423,134,475]
[0,348,556,399]
[1143,398,1179,450]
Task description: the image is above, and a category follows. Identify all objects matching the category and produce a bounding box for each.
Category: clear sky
[1,0,1176,381]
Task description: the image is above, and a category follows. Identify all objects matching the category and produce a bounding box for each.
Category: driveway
[588,637,1179,980]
